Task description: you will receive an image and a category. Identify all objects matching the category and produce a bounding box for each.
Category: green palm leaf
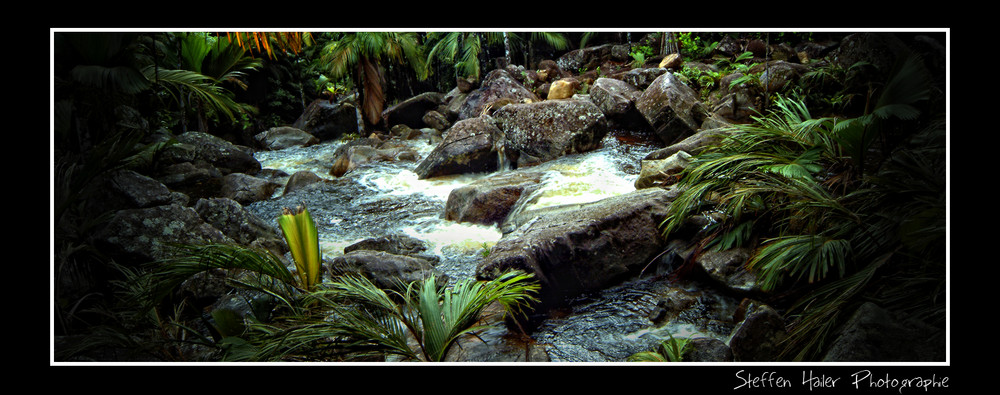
[145,243,297,311]
[70,64,150,95]
[749,235,851,291]
[304,271,538,362]
[143,66,249,123]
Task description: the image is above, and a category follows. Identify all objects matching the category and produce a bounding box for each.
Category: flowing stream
[247,128,740,362]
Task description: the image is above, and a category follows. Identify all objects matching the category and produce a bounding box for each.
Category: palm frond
[143,66,248,123]
[70,64,151,95]
[779,252,891,361]
[530,32,570,50]
[749,235,852,292]
[295,271,538,362]
[144,243,297,310]
[458,34,482,80]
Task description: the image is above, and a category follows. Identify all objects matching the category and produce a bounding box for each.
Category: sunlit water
[248,129,739,361]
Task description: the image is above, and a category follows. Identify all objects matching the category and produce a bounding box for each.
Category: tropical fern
[143,66,254,124]
[143,243,300,312]
[627,333,691,362]
[289,270,540,362]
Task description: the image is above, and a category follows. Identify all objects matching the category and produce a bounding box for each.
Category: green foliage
[143,32,263,128]
[675,65,723,101]
[143,243,301,313]
[831,53,934,173]
[629,45,654,68]
[627,334,691,362]
[677,32,719,60]
[480,241,493,258]
[278,205,323,291]
[250,270,540,362]
[425,32,483,80]
[320,32,427,129]
[660,51,943,360]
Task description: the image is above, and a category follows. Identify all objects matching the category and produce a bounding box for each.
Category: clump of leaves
[628,333,691,362]
[250,270,540,362]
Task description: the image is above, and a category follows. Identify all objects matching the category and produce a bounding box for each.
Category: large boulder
[175,131,261,175]
[476,187,679,310]
[344,233,440,264]
[329,137,419,177]
[282,171,328,196]
[683,337,734,362]
[821,302,945,362]
[556,43,626,73]
[750,60,810,93]
[692,247,760,294]
[253,126,319,150]
[192,197,284,249]
[94,204,233,264]
[328,250,448,291]
[292,98,360,141]
[588,77,647,129]
[643,127,730,161]
[219,173,281,205]
[413,116,501,179]
[608,67,667,91]
[154,160,223,199]
[422,110,451,131]
[635,72,710,145]
[492,98,608,168]
[829,32,912,84]
[456,69,540,120]
[589,77,641,118]
[87,169,186,215]
[729,300,788,362]
[444,170,545,226]
[546,78,580,100]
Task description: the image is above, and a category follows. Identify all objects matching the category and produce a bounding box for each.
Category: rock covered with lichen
[492,98,609,168]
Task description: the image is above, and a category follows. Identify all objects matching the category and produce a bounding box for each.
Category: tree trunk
[359,56,385,132]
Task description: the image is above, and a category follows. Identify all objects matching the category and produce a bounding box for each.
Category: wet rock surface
[476,187,679,310]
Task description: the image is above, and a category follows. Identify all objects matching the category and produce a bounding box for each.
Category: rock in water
[476,187,679,311]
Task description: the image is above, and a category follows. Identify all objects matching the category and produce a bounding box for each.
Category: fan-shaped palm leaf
[296,270,538,362]
[143,66,253,123]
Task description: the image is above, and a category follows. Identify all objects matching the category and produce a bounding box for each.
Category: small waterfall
[493,135,512,173]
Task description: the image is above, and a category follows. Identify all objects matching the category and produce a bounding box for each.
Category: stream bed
[246,129,742,362]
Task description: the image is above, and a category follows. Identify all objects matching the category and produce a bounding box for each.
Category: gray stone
[493,98,608,168]
[329,250,448,291]
[414,116,501,179]
[254,126,319,150]
[822,302,946,362]
[444,170,544,226]
[729,300,787,362]
[95,204,232,263]
[477,187,679,309]
[635,72,710,145]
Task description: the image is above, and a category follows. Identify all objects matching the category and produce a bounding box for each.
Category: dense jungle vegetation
[52,31,946,363]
